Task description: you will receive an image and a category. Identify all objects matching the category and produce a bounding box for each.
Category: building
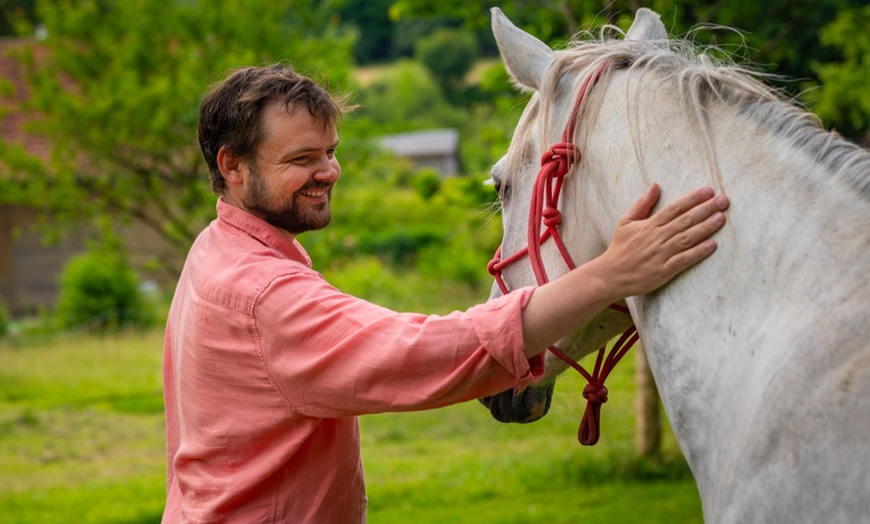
[379,128,460,176]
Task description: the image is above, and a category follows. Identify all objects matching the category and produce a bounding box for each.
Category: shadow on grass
[111,510,164,524]
[566,452,694,486]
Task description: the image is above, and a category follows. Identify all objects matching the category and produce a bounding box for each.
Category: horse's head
[480,8,664,424]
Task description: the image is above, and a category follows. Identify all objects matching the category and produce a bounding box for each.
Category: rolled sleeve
[469,287,544,385]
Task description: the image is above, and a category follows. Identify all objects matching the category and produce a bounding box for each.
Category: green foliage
[810,5,870,139]
[411,169,442,199]
[338,0,397,63]
[354,59,466,133]
[414,27,479,93]
[458,63,529,174]
[0,0,355,275]
[55,249,154,331]
[0,0,37,36]
[388,0,867,138]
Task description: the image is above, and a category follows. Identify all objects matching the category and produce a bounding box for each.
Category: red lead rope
[487,63,638,446]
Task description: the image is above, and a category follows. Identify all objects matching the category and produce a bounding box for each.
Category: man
[162,63,729,522]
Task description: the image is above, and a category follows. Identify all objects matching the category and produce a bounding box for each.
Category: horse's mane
[539,27,870,199]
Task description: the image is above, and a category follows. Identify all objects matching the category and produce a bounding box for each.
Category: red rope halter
[487,63,638,446]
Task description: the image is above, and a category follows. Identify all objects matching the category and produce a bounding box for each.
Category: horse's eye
[490,176,511,203]
[499,181,511,203]
[490,157,512,204]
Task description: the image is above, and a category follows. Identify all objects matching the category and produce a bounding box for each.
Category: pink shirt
[162,199,542,523]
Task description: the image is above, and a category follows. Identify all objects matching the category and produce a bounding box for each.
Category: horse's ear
[625,8,668,41]
[491,7,554,91]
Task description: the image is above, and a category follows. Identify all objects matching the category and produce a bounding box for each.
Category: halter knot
[582,384,608,404]
[542,206,562,227]
[540,143,579,173]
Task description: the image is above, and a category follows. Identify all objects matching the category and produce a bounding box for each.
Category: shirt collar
[216,197,313,267]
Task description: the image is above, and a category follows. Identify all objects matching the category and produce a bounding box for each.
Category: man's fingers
[649,186,720,228]
[666,210,727,252]
[666,239,718,273]
[622,183,661,221]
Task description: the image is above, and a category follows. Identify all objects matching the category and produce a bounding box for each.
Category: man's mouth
[299,187,330,200]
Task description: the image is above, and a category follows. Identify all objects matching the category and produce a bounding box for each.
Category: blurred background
[0,1,867,522]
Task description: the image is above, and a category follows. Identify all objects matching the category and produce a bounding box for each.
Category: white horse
[480,7,870,523]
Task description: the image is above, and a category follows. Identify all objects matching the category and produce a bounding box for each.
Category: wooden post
[635,343,661,457]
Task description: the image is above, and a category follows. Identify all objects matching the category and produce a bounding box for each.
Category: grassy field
[0,328,702,523]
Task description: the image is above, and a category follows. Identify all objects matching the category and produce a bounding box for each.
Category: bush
[411,169,442,200]
[55,250,155,331]
[414,27,479,94]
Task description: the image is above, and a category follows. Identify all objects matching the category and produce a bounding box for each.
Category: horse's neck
[577,71,870,318]
[577,71,870,500]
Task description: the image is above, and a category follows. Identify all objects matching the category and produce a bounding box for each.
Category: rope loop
[578,384,608,445]
[486,253,500,276]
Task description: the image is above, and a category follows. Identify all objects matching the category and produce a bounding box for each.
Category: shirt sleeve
[252,270,543,418]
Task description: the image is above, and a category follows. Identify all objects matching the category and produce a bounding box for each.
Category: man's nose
[314,159,340,183]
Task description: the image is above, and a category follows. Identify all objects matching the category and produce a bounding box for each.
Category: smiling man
[161,63,728,522]
[221,107,339,234]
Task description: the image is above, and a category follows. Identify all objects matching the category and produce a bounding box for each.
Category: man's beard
[243,164,333,235]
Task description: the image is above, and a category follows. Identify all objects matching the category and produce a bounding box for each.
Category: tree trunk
[635,343,661,457]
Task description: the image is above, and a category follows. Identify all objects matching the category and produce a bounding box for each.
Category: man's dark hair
[198,63,349,194]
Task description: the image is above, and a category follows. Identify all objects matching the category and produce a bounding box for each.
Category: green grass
[0,330,166,524]
[0,328,702,523]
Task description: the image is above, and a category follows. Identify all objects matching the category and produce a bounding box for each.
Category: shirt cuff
[469,287,544,384]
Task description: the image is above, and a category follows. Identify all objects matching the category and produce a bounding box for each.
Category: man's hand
[600,183,729,298]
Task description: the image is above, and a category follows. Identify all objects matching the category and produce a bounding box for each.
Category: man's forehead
[265,98,335,126]
[258,103,338,156]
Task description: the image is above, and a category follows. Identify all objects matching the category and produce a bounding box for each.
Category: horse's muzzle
[479,382,555,423]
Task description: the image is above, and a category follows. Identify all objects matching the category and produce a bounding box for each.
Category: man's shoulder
[180,225,320,314]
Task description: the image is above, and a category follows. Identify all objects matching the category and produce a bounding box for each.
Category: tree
[0,0,38,36]
[810,5,870,142]
[0,0,355,278]
[414,27,479,96]
[390,0,863,105]
[338,0,397,64]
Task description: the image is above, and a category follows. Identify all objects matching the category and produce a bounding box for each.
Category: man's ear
[217,146,244,186]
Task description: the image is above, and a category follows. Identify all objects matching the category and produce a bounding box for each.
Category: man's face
[237,101,341,236]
